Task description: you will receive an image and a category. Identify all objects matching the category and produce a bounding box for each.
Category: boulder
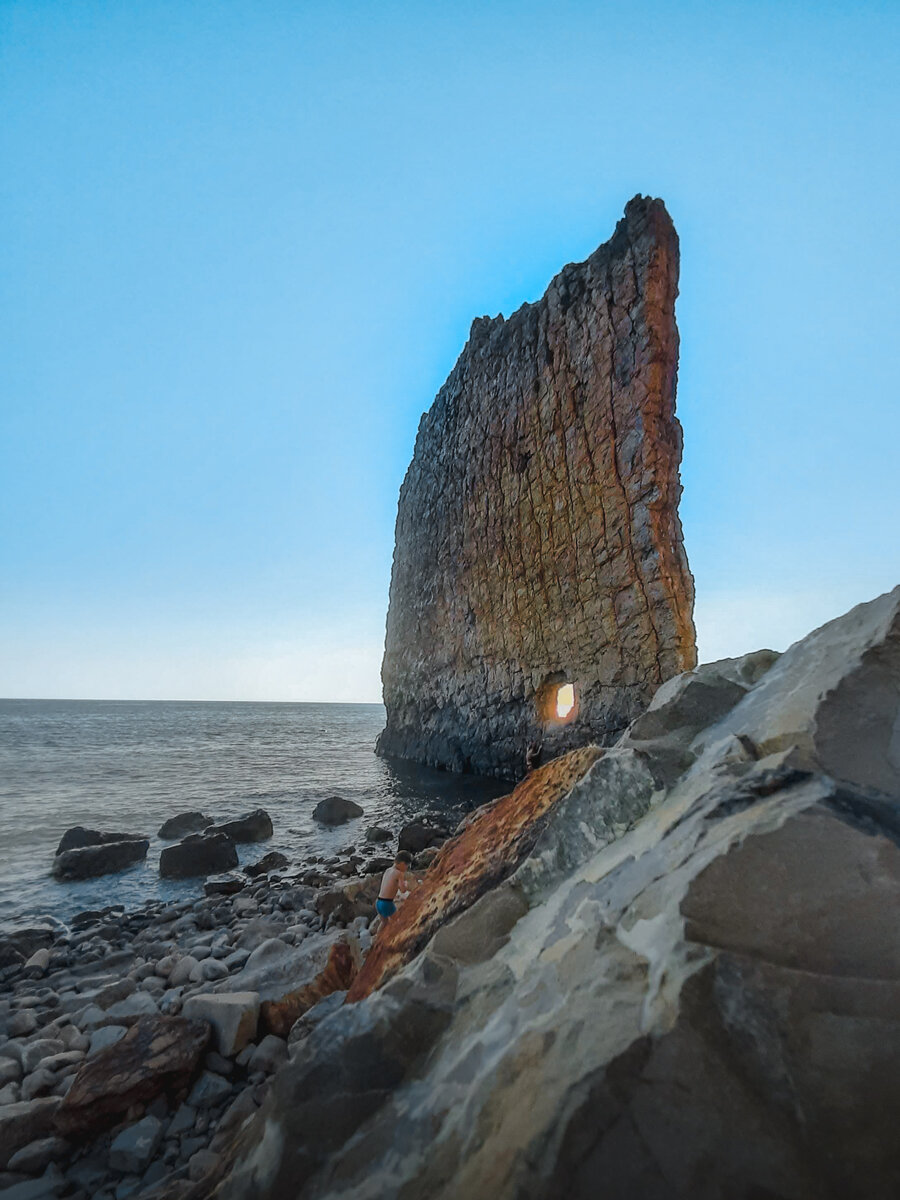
[362,855,394,876]
[187,1070,231,1109]
[315,873,382,925]
[108,1114,163,1174]
[88,1025,127,1057]
[619,667,748,746]
[0,927,54,961]
[0,1099,62,1169]
[180,993,260,1057]
[397,821,446,854]
[55,1015,210,1136]
[244,851,289,878]
[204,874,245,897]
[206,809,273,843]
[286,990,346,1046]
[158,812,212,840]
[6,1136,70,1175]
[365,825,392,843]
[312,796,364,826]
[51,839,149,881]
[208,933,359,1039]
[54,827,143,856]
[696,585,900,796]
[159,833,238,879]
[247,1034,289,1075]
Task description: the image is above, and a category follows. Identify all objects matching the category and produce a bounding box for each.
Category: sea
[0,700,508,927]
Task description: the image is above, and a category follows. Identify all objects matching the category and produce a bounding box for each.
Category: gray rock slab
[180,993,259,1057]
[187,1070,232,1109]
[88,1025,127,1057]
[108,1115,163,1175]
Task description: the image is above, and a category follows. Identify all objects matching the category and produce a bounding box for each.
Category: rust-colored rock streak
[347,747,602,1001]
[376,195,696,779]
[260,939,360,1038]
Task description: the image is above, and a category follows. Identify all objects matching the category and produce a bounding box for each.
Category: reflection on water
[0,700,509,924]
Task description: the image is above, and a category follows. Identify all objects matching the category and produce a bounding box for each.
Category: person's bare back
[373,851,413,928]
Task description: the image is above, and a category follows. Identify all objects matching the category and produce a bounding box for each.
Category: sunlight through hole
[556,683,575,720]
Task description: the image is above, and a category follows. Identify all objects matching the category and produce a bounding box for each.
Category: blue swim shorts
[375,898,397,918]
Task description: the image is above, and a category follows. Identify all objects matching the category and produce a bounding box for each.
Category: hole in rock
[556,683,575,720]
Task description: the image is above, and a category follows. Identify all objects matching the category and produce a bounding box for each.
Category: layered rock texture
[377,195,696,778]
[196,586,900,1200]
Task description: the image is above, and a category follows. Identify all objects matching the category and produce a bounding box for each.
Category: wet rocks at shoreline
[159,835,239,880]
[311,796,363,826]
[1,804,424,1198]
[53,840,151,882]
[205,810,273,844]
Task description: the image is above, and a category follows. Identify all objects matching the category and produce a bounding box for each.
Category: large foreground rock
[52,838,149,881]
[699,585,900,795]
[198,587,900,1200]
[159,833,238,879]
[206,809,273,843]
[56,1015,210,1136]
[376,196,696,777]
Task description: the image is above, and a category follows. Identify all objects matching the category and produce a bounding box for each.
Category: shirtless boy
[375,851,413,923]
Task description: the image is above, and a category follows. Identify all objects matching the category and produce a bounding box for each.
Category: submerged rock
[159,834,238,879]
[52,839,149,881]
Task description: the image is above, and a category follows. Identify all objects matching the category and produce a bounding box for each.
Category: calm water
[0,700,508,925]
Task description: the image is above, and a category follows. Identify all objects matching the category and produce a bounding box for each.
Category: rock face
[377,196,696,779]
[201,587,900,1200]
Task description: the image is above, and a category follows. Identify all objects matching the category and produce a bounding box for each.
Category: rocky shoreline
[2,586,899,1199]
[0,809,453,1199]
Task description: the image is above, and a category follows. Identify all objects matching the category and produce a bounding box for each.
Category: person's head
[395,850,412,873]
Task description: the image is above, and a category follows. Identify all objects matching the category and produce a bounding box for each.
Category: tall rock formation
[377,195,696,778]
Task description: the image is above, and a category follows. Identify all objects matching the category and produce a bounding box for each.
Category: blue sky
[2,0,898,701]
